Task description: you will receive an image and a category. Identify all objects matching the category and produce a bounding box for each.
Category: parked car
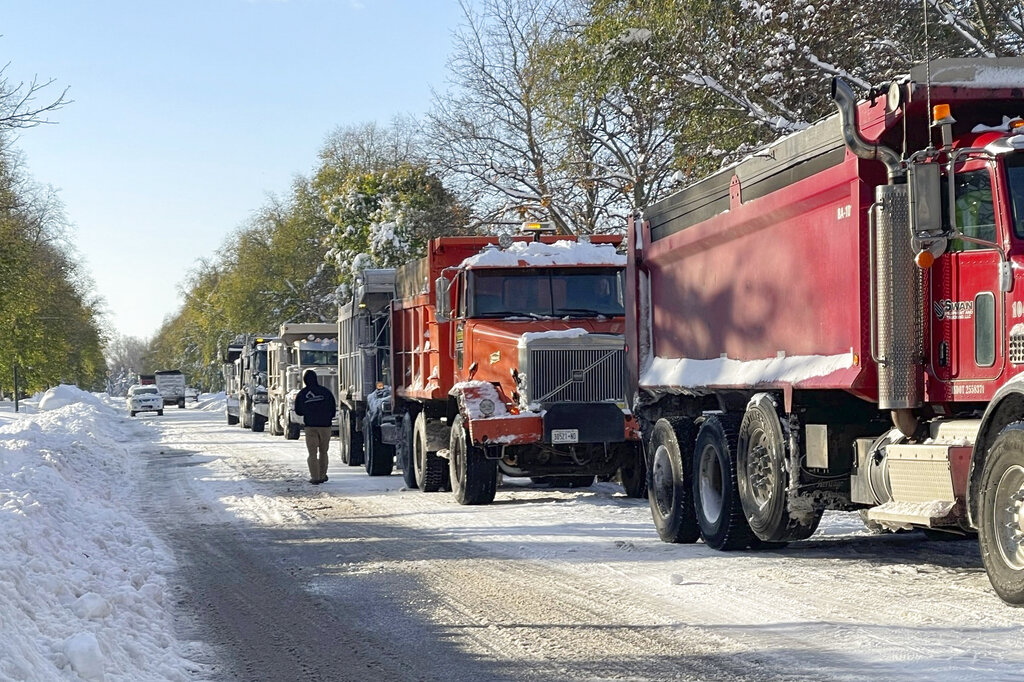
[127,385,163,417]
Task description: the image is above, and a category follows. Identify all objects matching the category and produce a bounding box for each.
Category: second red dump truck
[343,230,645,504]
[627,58,1024,605]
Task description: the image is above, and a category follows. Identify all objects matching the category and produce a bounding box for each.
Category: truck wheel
[363,414,394,476]
[737,394,821,544]
[349,411,364,467]
[449,415,496,505]
[130,411,136,417]
[251,414,266,432]
[398,412,418,489]
[648,417,700,544]
[227,412,239,426]
[978,423,1024,606]
[177,398,185,408]
[338,410,352,464]
[618,442,647,498]
[692,414,755,550]
[157,410,163,416]
[414,412,445,492]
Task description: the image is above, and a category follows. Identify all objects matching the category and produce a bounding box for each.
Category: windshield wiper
[480,311,551,319]
[556,308,614,316]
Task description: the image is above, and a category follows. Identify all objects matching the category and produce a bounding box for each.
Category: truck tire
[269,407,282,436]
[227,412,239,426]
[130,411,136,417]
[648,417,700,544]
[251,414,266,432]
[618,442,647,498]
[737,394,821,544]
[177,398,185,409]
[338,409,364,466]
[978,423,1024,606]
[363,414,394,476]
[449,415,497,505]
[286,421,301,440]
[338,409,351,464]
[692,414,756,551]
[398,412,418,489]
[157,410,163,416]
[414,412,446,492]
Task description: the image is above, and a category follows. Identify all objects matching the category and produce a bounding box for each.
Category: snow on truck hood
[461,239,625,268]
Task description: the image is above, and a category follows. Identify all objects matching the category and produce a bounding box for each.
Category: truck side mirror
[908,161,947,255]
[435,276,451,322]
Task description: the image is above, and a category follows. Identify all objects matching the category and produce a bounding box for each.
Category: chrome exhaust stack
[832,78,921,425]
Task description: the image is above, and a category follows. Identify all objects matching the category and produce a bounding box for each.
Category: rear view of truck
[154,370,187,408]
[337,269,396,474]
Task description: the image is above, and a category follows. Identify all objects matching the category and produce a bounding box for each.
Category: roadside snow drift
[0,397,197,681]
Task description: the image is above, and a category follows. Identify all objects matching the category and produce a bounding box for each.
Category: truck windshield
[255,351,268,372]
[299,350,338,365]
[1005,154,1024,240]
[469,267,624,318]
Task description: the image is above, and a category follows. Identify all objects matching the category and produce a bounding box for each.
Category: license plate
[551,428,579,444]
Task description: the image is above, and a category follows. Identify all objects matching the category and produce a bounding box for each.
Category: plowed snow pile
[0,393,198,681]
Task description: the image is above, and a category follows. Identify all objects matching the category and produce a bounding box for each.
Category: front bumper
[468,404,638,447]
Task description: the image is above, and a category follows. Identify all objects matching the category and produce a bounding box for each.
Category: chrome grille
[527,347,625,404]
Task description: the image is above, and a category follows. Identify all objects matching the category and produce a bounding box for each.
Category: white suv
[127,385,163,417]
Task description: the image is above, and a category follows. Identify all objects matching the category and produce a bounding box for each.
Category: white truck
[154,369,187,408]
[267,323,339,440]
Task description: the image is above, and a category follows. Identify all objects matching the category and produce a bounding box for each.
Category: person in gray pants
[294,369,337,484]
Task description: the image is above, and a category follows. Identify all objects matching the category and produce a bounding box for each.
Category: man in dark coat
[294,369,336,484]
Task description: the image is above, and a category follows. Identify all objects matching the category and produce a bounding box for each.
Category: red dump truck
[350,231,645,504]
[627,58,1024,605]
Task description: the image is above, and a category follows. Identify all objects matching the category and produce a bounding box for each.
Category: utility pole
[13,363,20,413]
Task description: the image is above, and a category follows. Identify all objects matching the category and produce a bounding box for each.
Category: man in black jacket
[294,369,337,484]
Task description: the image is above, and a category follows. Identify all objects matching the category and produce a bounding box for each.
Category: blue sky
[3,0,465,339]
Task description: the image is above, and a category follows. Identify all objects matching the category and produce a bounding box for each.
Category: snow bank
[0,401,197,681]
[195,391,227,413]
[461,239,625,268]
[38,384,113,413]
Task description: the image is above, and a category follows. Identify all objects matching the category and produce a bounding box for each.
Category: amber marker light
[915,250,935,269]
[932,103,953,125]
[853,353,860,366]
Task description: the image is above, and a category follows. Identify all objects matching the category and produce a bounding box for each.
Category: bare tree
[428,0,601,234]
[0,63,69,129]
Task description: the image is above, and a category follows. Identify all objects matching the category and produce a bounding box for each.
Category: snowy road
[140,406,1024,681]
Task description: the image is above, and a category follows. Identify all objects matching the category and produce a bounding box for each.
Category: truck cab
[388,232,644,504]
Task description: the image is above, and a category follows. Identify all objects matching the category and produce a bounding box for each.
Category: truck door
[929,161,1005,391]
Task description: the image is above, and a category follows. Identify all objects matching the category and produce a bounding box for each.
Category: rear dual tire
[363,413,394,476]
[414,412,446,492]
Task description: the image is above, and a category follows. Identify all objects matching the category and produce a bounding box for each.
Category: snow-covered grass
[0,387,199,681]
